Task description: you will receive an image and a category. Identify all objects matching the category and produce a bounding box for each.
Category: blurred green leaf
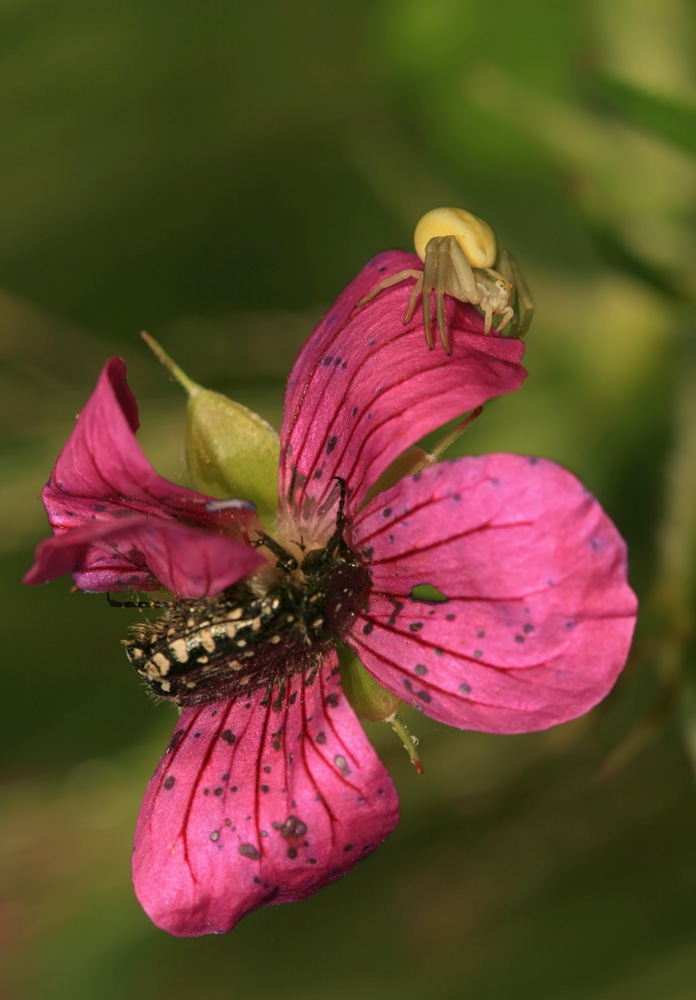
[589,72,696,158]
[579,209,690,300]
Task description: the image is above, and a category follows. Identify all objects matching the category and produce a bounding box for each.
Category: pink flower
[25,250,637,936]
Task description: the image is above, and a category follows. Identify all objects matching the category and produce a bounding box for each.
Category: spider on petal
[25,250,637,937]
[358,207,534,353]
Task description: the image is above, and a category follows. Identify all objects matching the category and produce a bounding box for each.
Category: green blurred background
[2,1,695,997]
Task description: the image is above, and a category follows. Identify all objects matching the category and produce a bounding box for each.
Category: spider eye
[414,207,498,268]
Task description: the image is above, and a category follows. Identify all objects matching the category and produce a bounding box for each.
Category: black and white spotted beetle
[118,481,370,707]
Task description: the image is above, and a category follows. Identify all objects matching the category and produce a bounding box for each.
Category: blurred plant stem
[653,322,696,768]
[598,318,695,779]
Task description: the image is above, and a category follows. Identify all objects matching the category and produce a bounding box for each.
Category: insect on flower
[122,480,369,707]
[25,249,635,938]
[358,206,535,353]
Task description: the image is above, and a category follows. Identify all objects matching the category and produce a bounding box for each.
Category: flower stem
[389,714,423,774]
[430,405,483,461]
[141,331,199,396]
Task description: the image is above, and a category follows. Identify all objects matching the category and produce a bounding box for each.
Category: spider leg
[357,269,422,307]
[421,238,439,350]
[496,305,515,332]
[435,236,453,353]
[403,273,424,325]
[447,238,478,303]
[497,248,534,337]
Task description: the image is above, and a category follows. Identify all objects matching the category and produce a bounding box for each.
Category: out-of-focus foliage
[2,1,695,998]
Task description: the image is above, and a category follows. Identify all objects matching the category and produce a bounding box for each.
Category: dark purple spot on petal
[261,785,269,793]
[383,507,392,518]
[163,775,175,790]
[459,682,472,694]
[362,621,374,635]
[327,436,338,455]
[239,843,261,860]
[473,650,483,658]
[316,731,327,745]
[409,622,423,632]
[414,664,428,676]
[523,623,534,634]
[515,635,525,644]
[220,730,236,745]
[446,613,456,622]
[416,689,432,704]
[167,729,185,753]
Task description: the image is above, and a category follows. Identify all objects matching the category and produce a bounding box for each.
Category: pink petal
[43,357,253,531]
[279,251,526,538]
[132,657,399,936]
[23,514,264,597]
[348,455,637,733]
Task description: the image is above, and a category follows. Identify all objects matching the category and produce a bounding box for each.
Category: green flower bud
[338,647,401,723]
[142,333,279,527]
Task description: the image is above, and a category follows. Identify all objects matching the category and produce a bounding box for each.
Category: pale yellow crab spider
[359,206,534,354]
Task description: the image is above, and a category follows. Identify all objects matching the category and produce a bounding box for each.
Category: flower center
[124,523,369,708]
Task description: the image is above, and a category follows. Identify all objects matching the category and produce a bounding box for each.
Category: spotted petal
[42,357,255,530]
[23,514,264,597]
[279,251,526,538]
[133,657,399,936]
[348,455,637,733]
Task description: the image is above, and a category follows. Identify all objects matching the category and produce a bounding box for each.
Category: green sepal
[142,333,279,527]
[338,646,402,723]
